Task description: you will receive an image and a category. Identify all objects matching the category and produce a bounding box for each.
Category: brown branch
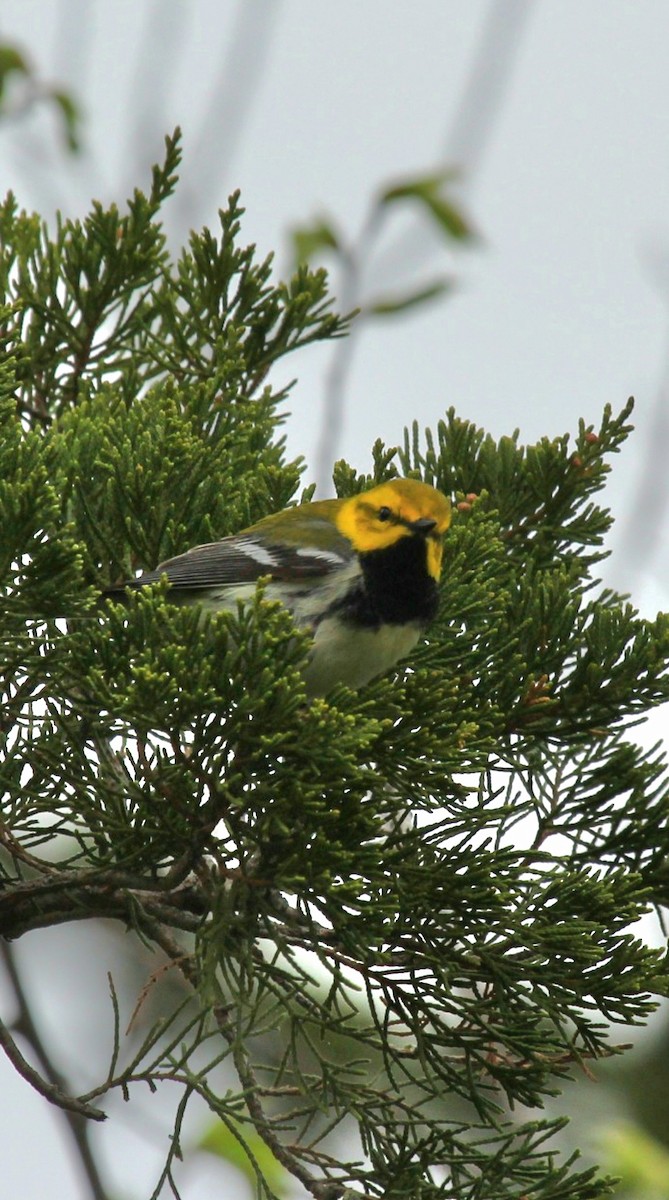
[0,867,209,941]
[16,398,53,427]
[0,941,114,1198]
[0,1012,105,1122]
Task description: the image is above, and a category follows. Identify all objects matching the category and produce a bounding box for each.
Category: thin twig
[141,916,337,1200]
[0,1012,105,1122]
[0,941,111,1200]
[214,1000,329,1198]
[148,1083,193,1200]
[125,956,185,1036]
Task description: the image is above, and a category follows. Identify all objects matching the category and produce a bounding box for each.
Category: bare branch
[0,1010,105,1122]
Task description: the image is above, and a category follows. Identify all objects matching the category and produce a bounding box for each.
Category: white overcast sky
[2,3,669,1197]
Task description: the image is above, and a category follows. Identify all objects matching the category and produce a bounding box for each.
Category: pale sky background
[2,3,669,1197]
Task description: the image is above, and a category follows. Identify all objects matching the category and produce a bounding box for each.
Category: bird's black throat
[327,535,439,629]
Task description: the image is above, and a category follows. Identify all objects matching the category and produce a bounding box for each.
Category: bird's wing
[126,520,354,592]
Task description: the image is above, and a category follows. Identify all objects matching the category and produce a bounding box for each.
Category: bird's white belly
[304,616,421,695]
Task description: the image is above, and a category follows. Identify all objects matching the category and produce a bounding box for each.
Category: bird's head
[336,478,451,580]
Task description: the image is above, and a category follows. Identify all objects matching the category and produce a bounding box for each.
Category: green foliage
[198,1115,289,1197]
[1,135,668,1200]
[379,169,476,242]
[598,1122,669,1199]
[0,40,80,150]
[290,168,474,322]
[292,216,341,266]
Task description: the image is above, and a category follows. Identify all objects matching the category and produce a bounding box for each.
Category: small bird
[110,478,451,696]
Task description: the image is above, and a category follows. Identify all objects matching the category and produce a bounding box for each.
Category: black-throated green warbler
[112,478,451,696]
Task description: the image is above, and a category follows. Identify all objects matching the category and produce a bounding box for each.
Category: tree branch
[0,941,111,1200]
[140,916,344,1200]
[0,1014,104,1121]
[0,867,208,941]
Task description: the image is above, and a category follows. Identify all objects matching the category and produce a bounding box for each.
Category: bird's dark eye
[377,506,392,522]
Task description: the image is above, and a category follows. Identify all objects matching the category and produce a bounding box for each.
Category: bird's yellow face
[336,478,451,580]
